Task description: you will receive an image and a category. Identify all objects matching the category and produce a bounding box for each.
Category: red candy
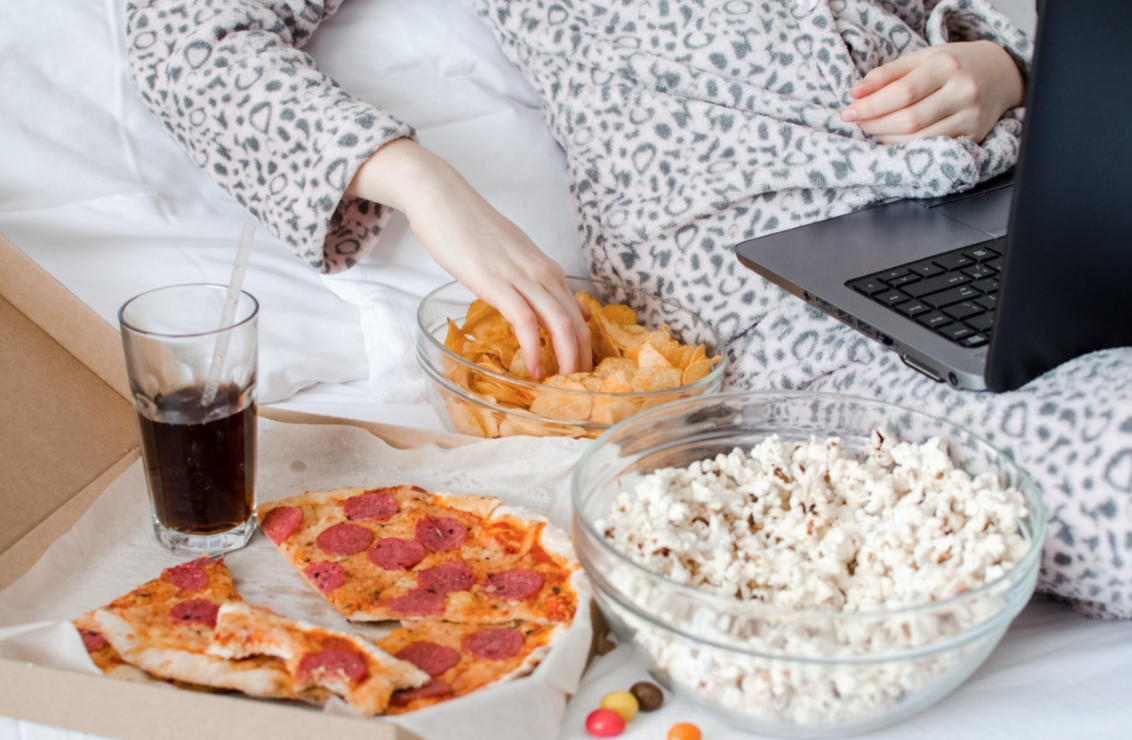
[169,599,219,628]
[261,506,303,544]
[460,627,524,660]
[161,560,209,593]
[368,538,427,570]
[395,641,461,677]
[296,648,368,686]
[415,517,467,552]
[303,561,346,594]
[386,588,447,616]
[483,569,544,600]
[417,561,475,594]
[317,522,374,556]
[343,490,398,521]
[586,709,626,737]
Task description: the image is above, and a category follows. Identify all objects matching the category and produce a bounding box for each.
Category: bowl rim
[416,276,728,398]
[571,389,1047,620]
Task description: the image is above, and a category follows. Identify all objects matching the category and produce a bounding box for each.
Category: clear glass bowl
[572,391,1044,737]
[416,277,726,439]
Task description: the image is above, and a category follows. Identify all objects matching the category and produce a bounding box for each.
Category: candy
[586,709,626,737]
[629,681,664,711]
[667,723,702,740]
[600,690,639,722]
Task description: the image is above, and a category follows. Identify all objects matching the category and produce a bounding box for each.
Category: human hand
[840,41,1025,145]
[348,139,591,379]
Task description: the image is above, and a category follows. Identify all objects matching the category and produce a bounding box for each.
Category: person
[124,0,1132,620]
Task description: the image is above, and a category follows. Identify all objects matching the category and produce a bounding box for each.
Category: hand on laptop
[840,41,1025,145]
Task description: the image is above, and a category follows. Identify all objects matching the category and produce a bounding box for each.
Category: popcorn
[603,430,1031,726]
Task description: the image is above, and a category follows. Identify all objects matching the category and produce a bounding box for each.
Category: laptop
[734,0,1132,392]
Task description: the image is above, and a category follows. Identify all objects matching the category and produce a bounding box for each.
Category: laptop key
[897,301,930,317]
[938,323,974,341]
[971,277,1000,293]
[962,265,996,280]
[874,290,909,307]
[873,270,907,283]
[960,334,989,348]
[962,246,999,262]
[975,294,998,311]
[921,284,980,308]
[849,277,888,296]
[932,252,974,271]
[984,257,1004,271]
[903,272,970,298]
[917,311,952,329]
[966,313,995,333]
[906,261,945,279]
[886,274,921,288]
[942,301,984,321]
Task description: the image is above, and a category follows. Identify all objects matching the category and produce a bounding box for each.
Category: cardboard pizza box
[0,232,496,740]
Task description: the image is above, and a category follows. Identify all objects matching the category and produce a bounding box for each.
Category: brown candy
[630,681,664,712]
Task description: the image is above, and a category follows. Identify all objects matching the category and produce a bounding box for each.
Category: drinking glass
[119,284,258,555]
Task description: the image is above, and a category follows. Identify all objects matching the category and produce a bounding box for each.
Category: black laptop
[735,0,1132,392]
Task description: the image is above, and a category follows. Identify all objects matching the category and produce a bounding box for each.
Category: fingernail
[841,108,858,122]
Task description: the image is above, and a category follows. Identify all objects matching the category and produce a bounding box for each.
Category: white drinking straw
[201,224,256,407]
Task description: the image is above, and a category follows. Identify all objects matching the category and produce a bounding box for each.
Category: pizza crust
[93,609,309,700]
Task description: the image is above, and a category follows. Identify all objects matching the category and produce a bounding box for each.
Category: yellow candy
[600,690,640,722]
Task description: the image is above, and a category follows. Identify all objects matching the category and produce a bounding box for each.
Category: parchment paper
[0,419,593,740]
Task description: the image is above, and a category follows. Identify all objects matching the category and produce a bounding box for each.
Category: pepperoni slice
[368,538,427,571]
[262,507,303,544]
[386,589,446,616]
[161,560,209,593]
[169,599,219,628]
[317,523,374,556]
[79,628,108,653]
[296,648,369,686]
[483,569,544,600]
[343,490,398,521]
[415,517,467,552]
[417,561,475,594]
[391,677,453,705]
[461,627,524,660]
[303,561,346,594]
[395,642,461,677]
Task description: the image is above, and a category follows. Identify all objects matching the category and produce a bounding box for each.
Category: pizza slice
[208,602,428,716]
[91,556,322,703]
[376,619,565,714]
[258,486,581,625]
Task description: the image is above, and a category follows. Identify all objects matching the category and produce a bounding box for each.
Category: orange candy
[667,723,702,740]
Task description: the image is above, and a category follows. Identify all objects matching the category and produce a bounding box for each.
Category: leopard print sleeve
[125,0,415,273]
[924,0,1034,77]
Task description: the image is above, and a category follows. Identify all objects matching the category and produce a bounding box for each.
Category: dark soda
[138,383,256,534]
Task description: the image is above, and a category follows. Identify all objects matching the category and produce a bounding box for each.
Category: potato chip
[598,369,635,393]
[637,343,673,370]
[594,358,638,378]
[591,396,641,425]
[631,366,683,392]
[600,304,637,325]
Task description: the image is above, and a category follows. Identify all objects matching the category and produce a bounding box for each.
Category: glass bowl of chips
[416,277,726,439]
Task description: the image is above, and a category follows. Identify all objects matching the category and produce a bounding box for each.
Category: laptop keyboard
[846,243,1003,349]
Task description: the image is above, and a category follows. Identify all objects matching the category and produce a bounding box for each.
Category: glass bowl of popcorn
[416,277,725,439]
[572,391,1045,737]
